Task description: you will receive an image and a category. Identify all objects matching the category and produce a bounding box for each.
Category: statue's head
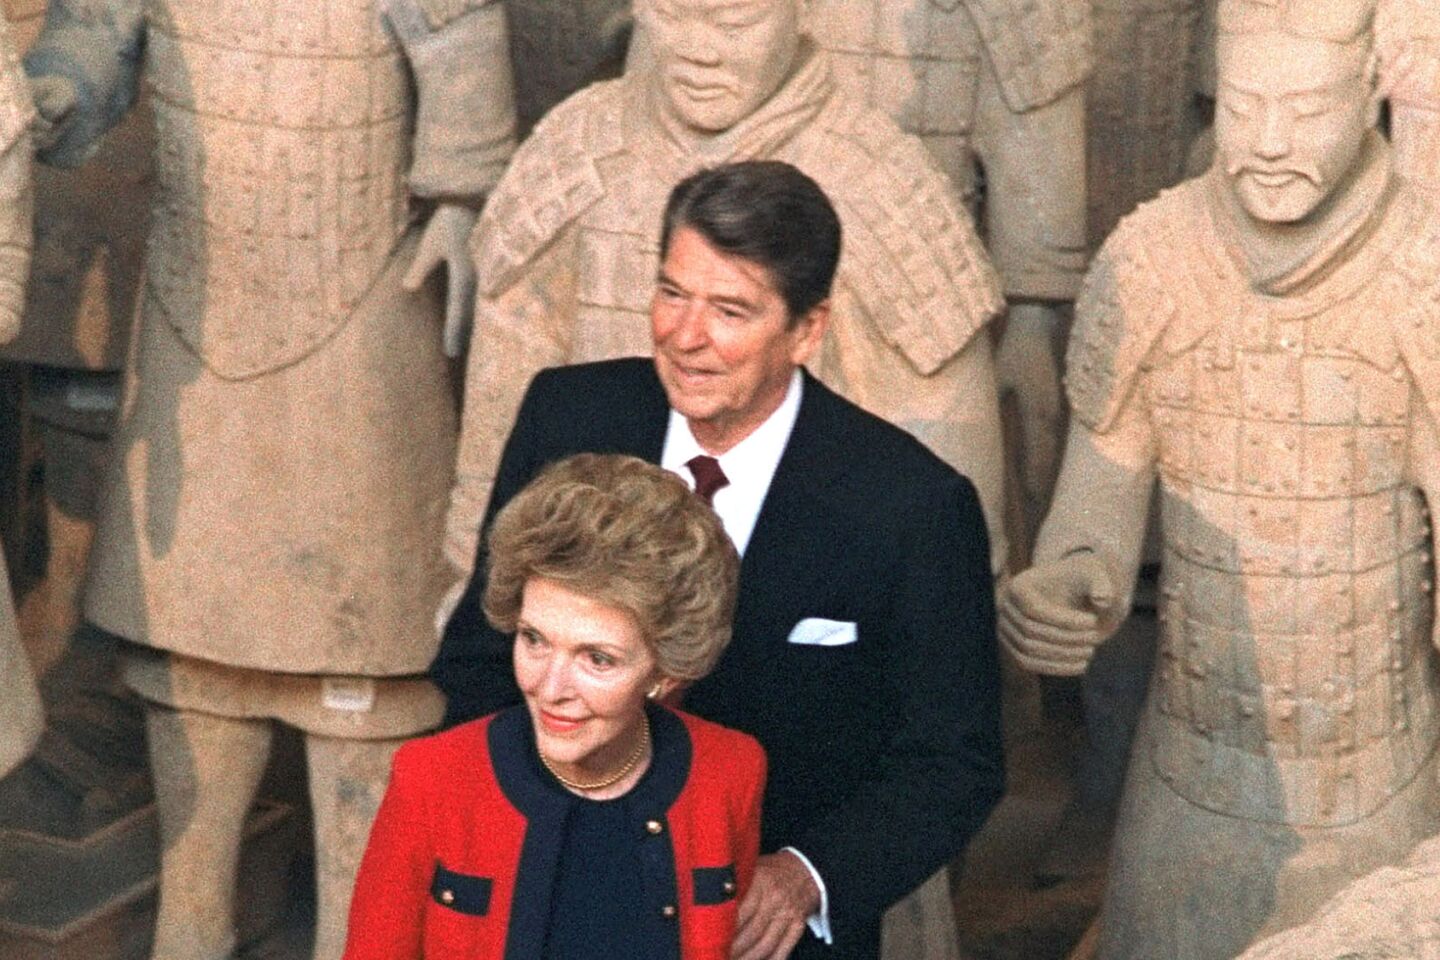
[1214,0,1381,224]
[638,0,805,133]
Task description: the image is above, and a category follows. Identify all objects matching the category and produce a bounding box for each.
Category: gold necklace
[539,715,651,793]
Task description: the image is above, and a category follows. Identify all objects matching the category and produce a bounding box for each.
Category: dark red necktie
[685,455,730,506]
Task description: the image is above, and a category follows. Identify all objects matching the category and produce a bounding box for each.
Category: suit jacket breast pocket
[423,863,493,958]
[685,865,739,949]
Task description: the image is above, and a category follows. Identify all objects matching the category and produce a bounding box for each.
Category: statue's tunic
[808,0,1090,299]
[27,0,514,720]
[448,45,1007,572]
[1063,160,1440,958]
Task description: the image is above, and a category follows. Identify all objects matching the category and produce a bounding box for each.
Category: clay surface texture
[1001,1,1440,957]
[23,1,516,957]
[1237,832,1440,959]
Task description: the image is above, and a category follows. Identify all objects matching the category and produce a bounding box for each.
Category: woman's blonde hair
[483,454,740,681]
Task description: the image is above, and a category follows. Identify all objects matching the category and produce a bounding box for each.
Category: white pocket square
[786,618,858,647]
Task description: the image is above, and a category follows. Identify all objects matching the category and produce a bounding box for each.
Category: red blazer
[343,704,766,960]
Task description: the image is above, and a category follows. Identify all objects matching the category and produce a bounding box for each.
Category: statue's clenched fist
[999,552,1120,676]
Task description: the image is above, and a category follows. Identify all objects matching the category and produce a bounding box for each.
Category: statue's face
[1215,31,1376,223]
[643,0,803,133]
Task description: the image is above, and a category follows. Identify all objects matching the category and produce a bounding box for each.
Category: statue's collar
[1205,131,1396,299]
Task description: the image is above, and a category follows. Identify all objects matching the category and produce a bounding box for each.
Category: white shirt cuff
[781,846,832,945]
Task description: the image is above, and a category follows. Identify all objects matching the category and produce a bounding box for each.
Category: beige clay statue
[1001,1,1440,957]
[0,6,35,782]
[23,2,516,958]
[1378,0,1440,196]
[448,0,1008,578]
[802,0,1090,524]
[1234,831,1440,960]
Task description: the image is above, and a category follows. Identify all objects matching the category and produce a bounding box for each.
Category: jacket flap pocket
[431,863,492,916]
[692,865,737,906]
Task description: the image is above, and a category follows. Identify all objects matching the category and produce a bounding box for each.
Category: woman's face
[513,577,669,780]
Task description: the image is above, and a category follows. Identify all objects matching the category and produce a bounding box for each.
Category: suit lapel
[626,361,670,464]
[738,371,846,588]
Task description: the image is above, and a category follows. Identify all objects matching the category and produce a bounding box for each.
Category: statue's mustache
[1225,160,1323,186]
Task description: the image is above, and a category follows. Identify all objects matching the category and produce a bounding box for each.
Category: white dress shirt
[658,369,833,944]
[660,369,803,557]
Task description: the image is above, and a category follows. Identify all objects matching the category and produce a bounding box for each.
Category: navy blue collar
[488,702,692,960]
[489,701,691,816]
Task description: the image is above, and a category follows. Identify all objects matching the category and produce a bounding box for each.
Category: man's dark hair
[659,161,842,325]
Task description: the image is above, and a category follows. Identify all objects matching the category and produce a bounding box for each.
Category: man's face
[643,0,802,133]
[651,226,826,453]
[1215,31,1376,223]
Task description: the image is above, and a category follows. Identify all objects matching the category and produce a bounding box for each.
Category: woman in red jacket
[343,454,765,960]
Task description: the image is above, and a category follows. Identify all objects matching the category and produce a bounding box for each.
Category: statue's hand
[28,75,77,154]
[403,202,480,358]
[1000,553,1117,677]
[996,302,1066,515]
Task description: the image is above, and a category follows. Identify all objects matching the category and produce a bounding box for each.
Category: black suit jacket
[434,358,1004,958]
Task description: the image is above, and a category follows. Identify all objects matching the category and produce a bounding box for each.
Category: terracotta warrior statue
[23,2,515,958]
[1235,830,1440,960]
[0,6,34,782]
[1001,1,1440,956]
[799,0,1090,523]
[448,0,1008,579]
[1378,0,1440,195]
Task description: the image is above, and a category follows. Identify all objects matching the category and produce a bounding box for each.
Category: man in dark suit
[433,161,1003,960]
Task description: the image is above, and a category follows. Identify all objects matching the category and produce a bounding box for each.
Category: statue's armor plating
[1070,181,1440,829]
[144,0,411,379]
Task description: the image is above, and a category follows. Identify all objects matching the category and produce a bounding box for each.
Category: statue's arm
[444,232,577,574]
[385,0,518,354]
[1000,407,1155,675]
[384,0,516,202]
[1031,407,1155,597]
[23,0,144,168]
[1000,231,1161,675]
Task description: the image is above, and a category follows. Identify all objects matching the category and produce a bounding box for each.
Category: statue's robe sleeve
[1031,216,1164,623]
[383,0,516,200]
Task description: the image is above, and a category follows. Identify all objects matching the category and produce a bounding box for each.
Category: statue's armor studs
[1106,194,1440,829]
[144,0,410,379]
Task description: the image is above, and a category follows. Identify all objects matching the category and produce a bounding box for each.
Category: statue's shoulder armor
[1384,188,1440,424]
[1066,183,1206,432]
[804,101,1005,375]
[961,0,1092,112]
[472,82,625,297]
